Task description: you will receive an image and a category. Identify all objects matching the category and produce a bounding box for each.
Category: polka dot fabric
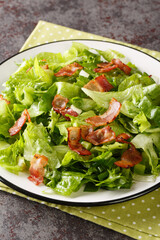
[1,20,160,240]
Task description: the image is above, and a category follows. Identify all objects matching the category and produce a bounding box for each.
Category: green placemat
[1,20,160,240]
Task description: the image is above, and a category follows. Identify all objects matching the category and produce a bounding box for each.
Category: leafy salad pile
[0,42,160,196]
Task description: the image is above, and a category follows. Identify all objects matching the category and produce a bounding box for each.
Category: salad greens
[0,42,160,196]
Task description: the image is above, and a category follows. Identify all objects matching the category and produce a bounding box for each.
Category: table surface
[0,1,160,240]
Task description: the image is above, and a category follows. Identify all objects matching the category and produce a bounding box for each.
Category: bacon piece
[114,144,142,168]
[9,109,31,136]
[68,127,91,155]
[52,94,78,120]
[28,154,48,185]
[86,98,121,127]
[41,64,49,70]
[60,108,79,120]
[0,94,10,104]
[52,94,69,111]
[26,67,32,73]
[84,75,114,92]
[112,59,131,75]
[80,125,94,140]
[86,126,116,145]
[116,133,131,143]
[54,62,83,77]
[94,61,118,73]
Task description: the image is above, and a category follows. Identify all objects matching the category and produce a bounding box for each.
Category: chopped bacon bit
[112,59,131,75]
[54,62,83,77]
[86,126,116,145]
[86,98,121,127]
[41,64,49,70]
[67,127,91,155]
[0,94,10,104]
[9,109,31,136]
[28,154,48,185]
[94,61,118,73]
[26,67,32,73]
[94,59,131,75]
[52,94,78,120]
[114,144,142,168]
[84,75,114,92]
[80,125,94,140]
[116,133,131,143]
[52,94,69,111]
[41,59,47,62]
[60,108,79,120]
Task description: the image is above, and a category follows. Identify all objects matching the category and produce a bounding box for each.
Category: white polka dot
[108,222,112,226]
[66,29,70,32]
[132,221,136,225]
[90,36,94,39]
[54,25,58,28]
[142,219,146,222]
[45,41,48,43]
[12,191,16,194]
[70,35,73,38]
[36,43,40,45]
[148,226,152,230]
[87,207,90,209]
[151,197,155,200]
[158,223,160,226]
[123,229,127,232]
[50,33,53,36]
[27,197,30,200]
[78,32,82,36]
[42,22,45,25]
[141,199,145,203]
[138,236,142,239]
[147,208,151,211]
[62,37,65,40]
[111,209,115,212]
[152,216,156,219]
[155,188,159,191]
[38,29,41,32]
[94,216,97,219]
[117,216,121,220]
[28,44,32,47]
[127,214,130,217]
[122,206,125,209]
[79,210,83,213]
[157,204,160,207]
[46,28,49,30]
[41,35,45,38]
[102,211,105,214]
[137,211,141,214]
[58,31,62,34]
[33,37,36,40]
[53,39,57,41]
[0,187,2,190]
[131,203,135,206]
[41,201,45,204]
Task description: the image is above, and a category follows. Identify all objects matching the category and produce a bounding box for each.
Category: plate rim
[0,39,160,206]
[0,175,160,206]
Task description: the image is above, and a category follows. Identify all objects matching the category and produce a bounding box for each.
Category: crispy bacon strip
[114,144,142,168]
[86,98,121,127]
[26,67,32,73]
[52,94,78,120]
[116,133,131,143]
[52,94,69,111]
[9,109,31,136]
[0,94,10,104]
[112,59,131,75]
[80,125,94,140]
[54,62,83,77]
[94,59,131,75]
[94,60,118,73]
[86,126,116,145]
[28,154,48,185]
[41,64,49,70]
[84,75,114,92]
[68,127,91,155]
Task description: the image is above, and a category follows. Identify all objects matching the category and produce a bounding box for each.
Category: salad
[0,42,160,197]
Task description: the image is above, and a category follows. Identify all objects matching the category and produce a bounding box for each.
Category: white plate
[0,40,160,206]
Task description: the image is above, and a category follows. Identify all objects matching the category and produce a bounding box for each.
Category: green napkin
[1,20,160,240]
